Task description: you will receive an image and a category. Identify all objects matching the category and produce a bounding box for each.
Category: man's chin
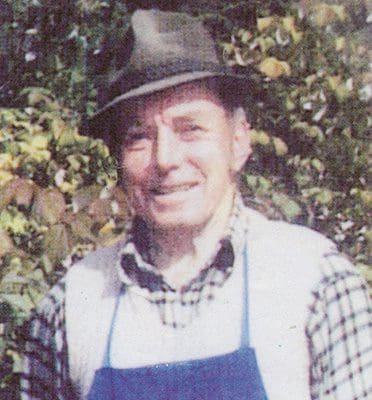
[143,210,207,233]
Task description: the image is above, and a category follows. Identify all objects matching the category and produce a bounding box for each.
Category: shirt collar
[116,193,248,294]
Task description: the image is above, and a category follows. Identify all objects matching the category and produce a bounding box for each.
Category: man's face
[119,82,250,230]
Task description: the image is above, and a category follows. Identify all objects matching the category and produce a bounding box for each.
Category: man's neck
[149,187,236,289]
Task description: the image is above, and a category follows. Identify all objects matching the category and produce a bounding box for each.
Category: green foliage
[221,2,371,272]
[0,0,371,396]
[0,90,128,394]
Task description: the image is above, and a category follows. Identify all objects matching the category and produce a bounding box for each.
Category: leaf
[257,17,275,32]
[32,188,66,225]
[0,230,14,257]
[313,4,347,27]
[0,154,14,170]
[272,193,302,220]
[273,137,288,156]
[327,76,341,91]
[250,130,270,146]
[335,37,346,51]
[282,16,296,33]
[311,159,325,173]
[259,58,291,79]
[0,180,15,210]
[72,185,102,212]
[359,191,372,207]
[43,224,69,264]
[88,198,112,223]
[67,211,95,240]
[0,170,14,186]
[13,178,35,207]
[315,189,334,205]
[0,209,29,235]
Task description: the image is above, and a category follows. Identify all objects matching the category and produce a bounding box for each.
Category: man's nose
[153,115,181,172]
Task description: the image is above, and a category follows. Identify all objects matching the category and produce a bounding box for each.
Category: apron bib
[87,245,268,399]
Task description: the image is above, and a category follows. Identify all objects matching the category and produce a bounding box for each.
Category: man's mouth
[150,183,197,195]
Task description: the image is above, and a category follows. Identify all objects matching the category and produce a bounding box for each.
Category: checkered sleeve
[307,253,372,400]
[19,279,78,400]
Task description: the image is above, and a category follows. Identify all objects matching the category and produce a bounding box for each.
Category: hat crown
[92,8,254,122]
[127,9,219,70]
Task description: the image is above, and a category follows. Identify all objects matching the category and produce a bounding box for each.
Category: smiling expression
[119,82,251,231]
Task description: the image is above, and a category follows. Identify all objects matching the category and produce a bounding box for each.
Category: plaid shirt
[20,200,372,399]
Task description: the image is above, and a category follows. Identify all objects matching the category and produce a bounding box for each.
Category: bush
[0,89,128,394]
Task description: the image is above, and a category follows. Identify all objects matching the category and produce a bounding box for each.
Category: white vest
[65,208,337,399]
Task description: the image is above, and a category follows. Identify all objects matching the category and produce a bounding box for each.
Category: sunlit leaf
[257,17,275,32]
[273,137,288,156]
[272,193,301,220]
[259,57,291,78]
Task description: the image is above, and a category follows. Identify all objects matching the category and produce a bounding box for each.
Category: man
[21,9,371,400]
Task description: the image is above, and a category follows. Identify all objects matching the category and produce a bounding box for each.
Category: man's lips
[150,183,198,195]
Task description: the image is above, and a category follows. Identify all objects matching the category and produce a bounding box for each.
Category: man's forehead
[120,81,225,119]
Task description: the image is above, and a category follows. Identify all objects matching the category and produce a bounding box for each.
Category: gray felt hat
[89,9,257,131]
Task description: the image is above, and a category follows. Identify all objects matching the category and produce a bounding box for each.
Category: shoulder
[244,207,336,256]
[65,239,124,294]
[242,207,364,296]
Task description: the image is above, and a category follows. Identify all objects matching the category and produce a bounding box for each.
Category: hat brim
[92,71,250,118]
[86,71,255,141]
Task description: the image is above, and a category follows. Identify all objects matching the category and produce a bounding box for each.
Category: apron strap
[240,242,250,348]
[102,286,125,368]
[102,242,251,366]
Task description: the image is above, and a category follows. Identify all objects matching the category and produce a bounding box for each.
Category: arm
[19,279,78,400]
[307,253,372,399]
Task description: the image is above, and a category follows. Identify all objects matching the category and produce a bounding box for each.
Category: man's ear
[231,107,252,173]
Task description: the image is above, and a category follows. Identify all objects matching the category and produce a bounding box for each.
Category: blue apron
[87,246,268,399]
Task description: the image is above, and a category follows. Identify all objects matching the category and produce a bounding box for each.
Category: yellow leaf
[273,137,288,156]
[360,191,372,207]
[314,4,346,27]
[327,76,342,91]
[259,57,291,78]
[99,220,115,235]
[0,154,13,170]
[0,170,14,186]
[335,37,346,51]
[291,30,303,44]
[285,97,296,111]
[257,17,275,32]
[59,180,78,194]
[257,130,270,146]
[282,16,296,34]
[51,116,67,140]
[30,135,48,150]
[0,209,29,234]
[257,37,276,53]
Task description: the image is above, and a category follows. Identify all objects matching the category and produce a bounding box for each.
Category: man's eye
[190,125,204,132]
[176,123,205,138]
[124,128,150,148]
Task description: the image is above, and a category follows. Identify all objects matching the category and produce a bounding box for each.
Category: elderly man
[21,9,371,400]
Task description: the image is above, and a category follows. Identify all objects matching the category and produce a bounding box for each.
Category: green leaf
[272,193,302,220]
[32,188,66,225]
[43,224,70,264]
[315,189,334,205]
